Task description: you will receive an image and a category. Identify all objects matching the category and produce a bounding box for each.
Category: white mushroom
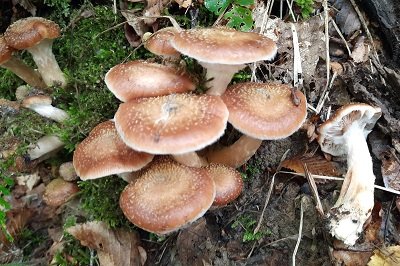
[317,103,382,245]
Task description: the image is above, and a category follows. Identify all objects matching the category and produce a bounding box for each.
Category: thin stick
[286,0,297,22]
[253,149,290,234]
[292,198,304,266]
[323,0,330,92]
[315,71,338,113]
[291,23,303,88]
[280,171,400,195]
[303,163,325,216]
[330,17,352,56]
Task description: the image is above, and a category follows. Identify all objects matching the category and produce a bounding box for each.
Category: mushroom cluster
[72,26,308,234]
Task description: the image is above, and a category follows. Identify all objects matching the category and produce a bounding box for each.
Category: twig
[291,23,303,88]
[302,163,325,216]
[323,0,330,92]
[292,198,304,266]
[348,0,381,65]
[253,149,290,234]
[286,0,297,22]
[279,171,400,195]
[330,17,352,56]
[315,71,338,113]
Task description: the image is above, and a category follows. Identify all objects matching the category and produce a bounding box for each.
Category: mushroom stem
[29,103,69,123]
[28,135,65,161]
[1,56,46,88]
[172,152,208,167]
[328,124,375,245]
[206,135,263,168]
[27,39,66,88]
[200,62,245,96]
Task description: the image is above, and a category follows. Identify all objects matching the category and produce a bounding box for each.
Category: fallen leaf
[332,249,373,266]
[380,148,400,191]
[368,246,400,266]
[332,0,361,36]
[67,221,146,266]
[16,171,40,191]
[351,36,369,63]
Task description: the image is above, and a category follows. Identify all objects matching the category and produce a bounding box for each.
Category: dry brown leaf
[332,249,373,266]
[281,153,344,179]
[66,221,146,266]
[368,246,400,266]
[351,36,369,63]
[380,148,400,191]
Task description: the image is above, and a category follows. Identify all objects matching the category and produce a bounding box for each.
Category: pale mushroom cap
[43,178,79,207]
[73,120,154,180]
[317,103,382,156]
[0,36,14,63]
[119,160,216,234]
[105,60,195,102]
[4,17,60,50]
[171,27,277,65]
[222,82,307,139]
[114,94,229,154]
[21,95,52,108]
[205,163,243,206]
[144,27,180,57]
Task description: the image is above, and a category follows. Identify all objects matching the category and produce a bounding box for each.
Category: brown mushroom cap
[4,17,60,50]
[114,94,229,154]
[119,159,216,234]
[105,60,195,102]
[143,27,180,57]
[317,103,382,156]
[0,36,14,64]
[171,27,277,65]
[205,163,243,206]
[22,95,52,108]
[43,178,79,207]
[222,82,307,139]
[73,120,154,180]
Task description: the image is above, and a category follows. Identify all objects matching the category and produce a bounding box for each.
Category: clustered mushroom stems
[1,56,46,89]
[328,122,376,245]
[27,38,67,88]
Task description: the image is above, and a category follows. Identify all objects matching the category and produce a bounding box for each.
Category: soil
[1,0,400,265]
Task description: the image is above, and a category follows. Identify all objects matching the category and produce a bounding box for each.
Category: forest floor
[1,0,400,265]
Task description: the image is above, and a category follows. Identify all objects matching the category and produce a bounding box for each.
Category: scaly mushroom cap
[0,36,14,63]
[143,27,180,57]
[222,82,307,139]
[205,163,243,206]
[4,17,60,50]
[171,27,277,65]
[119,159,216,234]
[317,103,382,156]
[73,120,154,180]
[114,94,229,154]
[105,60,195,102]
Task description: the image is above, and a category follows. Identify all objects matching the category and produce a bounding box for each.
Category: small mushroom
[0,35,46,88]
[207,82,307,168]
[171,27,277,95]
[142,27,180,62]
[105,60,195,102]
[22,95,69,123]
[119,159,216,234]
[43,178,79,207]
[59,162,78,181]
[204,163,243,206]
[317,103,382,245]
[73,120,154,180]
[4,17,67,87]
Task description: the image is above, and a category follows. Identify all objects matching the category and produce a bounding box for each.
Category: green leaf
[233,0,254,7]
[224,5,254,31]
[204,0,232,15]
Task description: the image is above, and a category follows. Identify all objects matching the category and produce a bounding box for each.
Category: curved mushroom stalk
[206,135,262,168]
[27,135,65,161]
[27,39,66,88]
[327,124,376,246]
[172,152,208,167]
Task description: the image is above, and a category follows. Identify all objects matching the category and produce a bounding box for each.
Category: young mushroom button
[171,27,277,95]
[4,17,67,87]
[119,159,216,234]
[317,103,382,245]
